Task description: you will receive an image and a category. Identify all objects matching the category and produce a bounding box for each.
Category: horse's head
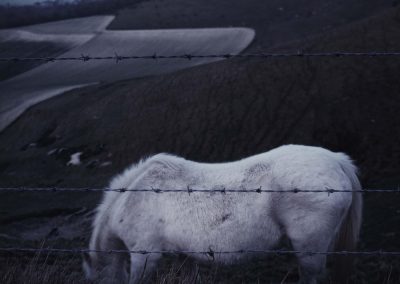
[82,249,131,282]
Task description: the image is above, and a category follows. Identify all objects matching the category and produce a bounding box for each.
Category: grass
[0,252,88,284]
[1,252,399,283]
[0,251,296,284]
[1,192,399,284]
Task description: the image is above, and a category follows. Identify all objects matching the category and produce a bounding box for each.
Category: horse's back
[108,145,356,212]
[111,153,278,252]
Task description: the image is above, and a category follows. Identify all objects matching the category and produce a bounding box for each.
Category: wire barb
[114,52,123,63]
[151,187,162,193]
[207,247,215,261]
[326,188,335,196]
[80,54,91,62]
[297,50,304,57]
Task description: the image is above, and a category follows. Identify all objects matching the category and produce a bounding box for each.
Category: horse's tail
[332,155,363,283]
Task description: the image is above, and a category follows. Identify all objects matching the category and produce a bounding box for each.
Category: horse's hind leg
[286,215,338,284]
[294,251,327,284]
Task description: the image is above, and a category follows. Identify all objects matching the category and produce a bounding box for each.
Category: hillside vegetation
[109,0,396,50]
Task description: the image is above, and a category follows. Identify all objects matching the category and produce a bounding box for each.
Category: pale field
[0,16,254,131]
[0,15,114,47]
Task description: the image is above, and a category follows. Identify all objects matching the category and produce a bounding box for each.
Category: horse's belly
[163,211,282,261]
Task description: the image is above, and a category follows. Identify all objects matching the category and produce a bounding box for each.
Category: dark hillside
[1,7,400,187]
[110,0,396,50]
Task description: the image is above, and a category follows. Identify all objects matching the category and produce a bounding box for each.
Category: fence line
[2,51,400,63]
[1,247,400,256]
[0,187,399,193]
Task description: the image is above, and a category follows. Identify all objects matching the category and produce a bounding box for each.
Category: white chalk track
[0,15,255,131]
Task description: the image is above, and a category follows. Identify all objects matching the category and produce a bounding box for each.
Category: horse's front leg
[129,253,161,284]
[296,253,326,284]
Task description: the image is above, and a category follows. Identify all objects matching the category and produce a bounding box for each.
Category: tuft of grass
[0,252,89,284]
[154,257,203,284]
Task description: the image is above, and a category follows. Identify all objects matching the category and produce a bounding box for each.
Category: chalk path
[0,16,254,131]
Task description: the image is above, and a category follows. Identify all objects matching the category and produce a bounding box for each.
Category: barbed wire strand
[0,187,399,193]
[1,247,400,256]
[2,51,400,63]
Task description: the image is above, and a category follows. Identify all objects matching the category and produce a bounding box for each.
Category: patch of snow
[99,161,112,167]
[67,152,82,166]
[47,149,58,155]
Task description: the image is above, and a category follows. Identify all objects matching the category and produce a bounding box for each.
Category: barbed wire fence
[1,247,400,257]
[1,51,400,63]
[0,187,399,193]
[1,186,400,258]
[1,50,400,265]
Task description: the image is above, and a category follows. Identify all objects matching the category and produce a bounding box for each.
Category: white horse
[83,145,362,284]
